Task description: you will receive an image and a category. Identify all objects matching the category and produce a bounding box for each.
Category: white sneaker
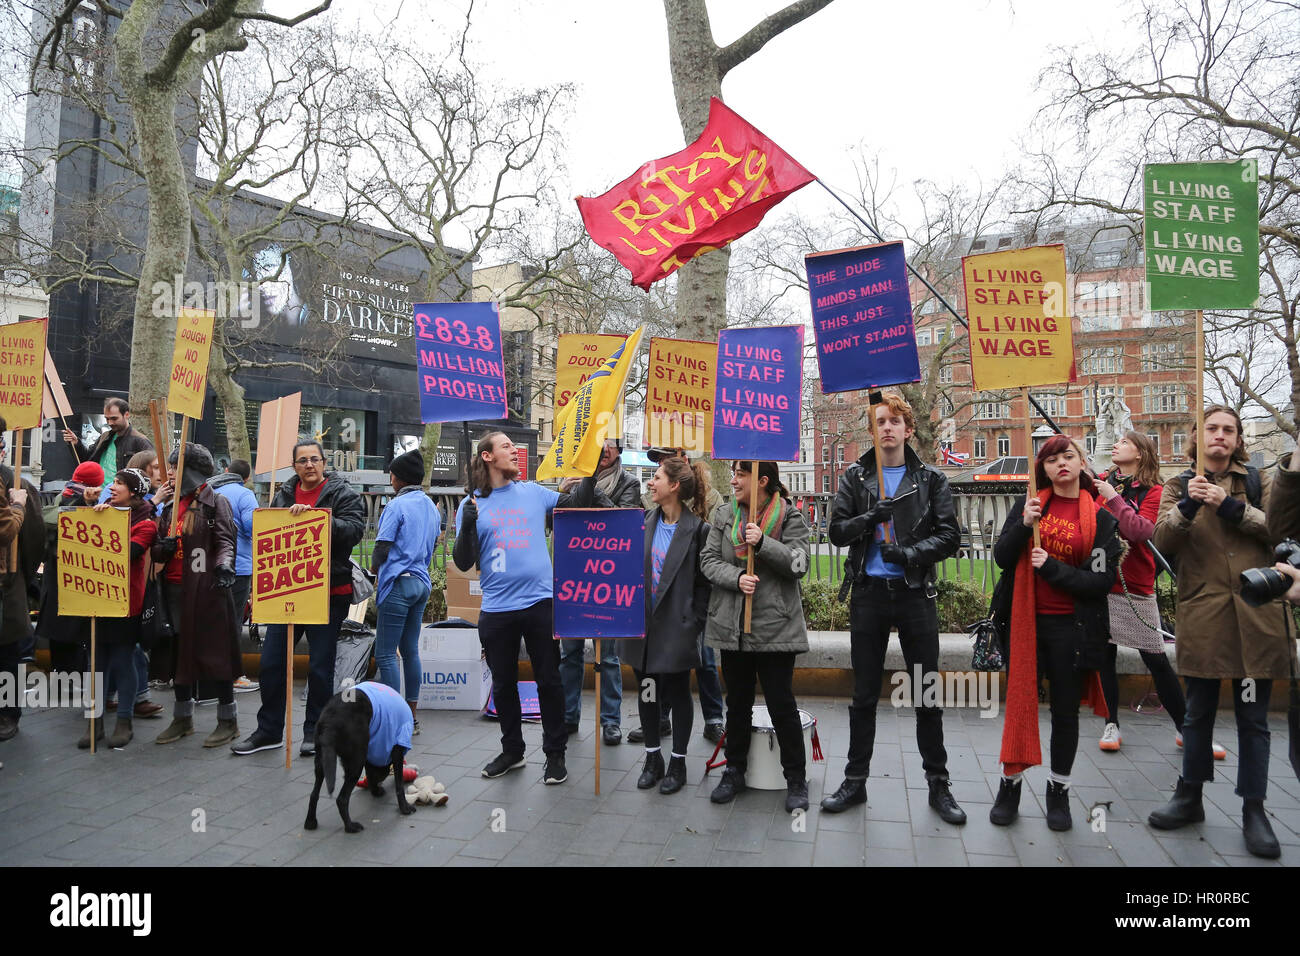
[1099,722,1122,752]
[1174,733,1227,760]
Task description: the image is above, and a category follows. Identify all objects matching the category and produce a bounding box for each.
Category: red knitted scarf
[999,486,1097,775]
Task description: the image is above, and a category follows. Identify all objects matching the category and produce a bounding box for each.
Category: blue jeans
[697,644,724,723]
[560,639,622,726]
[106,646,151,703]
[1182,676,1272,800]
[375,575,430,702]
[255,594,350,739]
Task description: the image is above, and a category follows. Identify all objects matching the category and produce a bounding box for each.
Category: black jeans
[0,640,19,721]
[635,669,692,754]
[1182,677,1272,800]
[846,581,948,780]
[1099,642,1186,731]
[479,599,566,757]
[719,649,805,783]
[1035,614,1083,777]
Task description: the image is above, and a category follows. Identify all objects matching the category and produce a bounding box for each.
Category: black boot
[637,750,665,789]
[989,777,1021,826]
[820,777,867,813]
[1045,780,1072,831]
[928,777,967,825]
[1147,777,1204,830]
[659,756,687,795]
[1242,799,1280,859]
[710,767,746,804]
[785,778,809,813]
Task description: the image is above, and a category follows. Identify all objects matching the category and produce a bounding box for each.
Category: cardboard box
[445,605,481,625]
[444,562,479,581]
[412,625,492,711]
[445,575,483,608]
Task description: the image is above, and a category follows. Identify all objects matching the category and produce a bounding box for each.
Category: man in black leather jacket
[822,394,965,824]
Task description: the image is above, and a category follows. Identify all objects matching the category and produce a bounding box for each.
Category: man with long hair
[453,431,608,785]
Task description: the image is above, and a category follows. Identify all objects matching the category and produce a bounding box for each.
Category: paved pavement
[0,685,1296,867]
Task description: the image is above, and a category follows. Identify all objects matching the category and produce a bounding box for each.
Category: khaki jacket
[1153,463,1297,679]
[1268,452,1300,544]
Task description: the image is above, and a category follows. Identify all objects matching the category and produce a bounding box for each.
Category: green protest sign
[1144,160,1259,311]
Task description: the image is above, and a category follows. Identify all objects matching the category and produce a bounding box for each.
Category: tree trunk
[208,312,251,463]
[419,422,442,491]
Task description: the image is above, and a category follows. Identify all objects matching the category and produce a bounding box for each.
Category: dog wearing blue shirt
[305,681,416,833]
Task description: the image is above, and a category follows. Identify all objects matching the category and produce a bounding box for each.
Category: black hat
[646,447,687,463]
[389,449,425,486]
[116,468,150,498]
[169,443,215,495]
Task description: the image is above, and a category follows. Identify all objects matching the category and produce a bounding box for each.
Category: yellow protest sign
[557,333,626,411]
[644,337,714,455]
[57,508,130,618]
[0,317,47,430]
[168,307,216,419]
[251,508,331,625]
[962,245,1074,391]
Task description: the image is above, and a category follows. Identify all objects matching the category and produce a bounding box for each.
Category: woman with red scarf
[989,435,1122,831]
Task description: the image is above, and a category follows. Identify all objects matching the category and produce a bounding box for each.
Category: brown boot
[106,718,133,748]
[203,719,239,748]
[155,716,194,744]
[77,719,105,750]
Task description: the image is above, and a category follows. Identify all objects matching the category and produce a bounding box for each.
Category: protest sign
[806,242,919,393]
[57,507,130,618]
[43,348,74,421]
[1144,160,1259,311]
[557,334,627,412]
[250,508,331,625]
[553,508,644,639]
[253,392,303,485]
[168,307,215,420]
[962,245,1074,392]
[711,325,803,462]
[415,301,508,424]
[0,317,46,430]
[644,337,715,455]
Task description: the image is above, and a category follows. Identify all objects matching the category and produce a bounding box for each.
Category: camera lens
[1239,567,1289,607]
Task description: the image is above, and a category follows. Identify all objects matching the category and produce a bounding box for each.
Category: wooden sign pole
[593,638,601,796]
[44,357,80,463]
[268,400,283,505]
[1195,310,1205,472]
[148,401,168,471]
[9,429,21,566]
[867,393,891,544]
[89,617,97,754]
[170,417,190,537]
[286,622,295,770]
[743,460,759,634]
[1022,387,1040,549]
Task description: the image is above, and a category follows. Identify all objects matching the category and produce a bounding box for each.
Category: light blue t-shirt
[375,486,441,605]
[356,681,414,764]
[864,465,907,579]
[455,481,562,613]
[212,480,258,576]
[650,519,676,605]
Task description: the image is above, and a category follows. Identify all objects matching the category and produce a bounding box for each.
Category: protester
[701,460,812,814]
[0,427,42,676]
[452,431,607,784]
[234,439,366,756]
[36,462,103,693]
[990,435,1122,831]
[823,394,965,824]
[152,444,243,748]
[1149,406,1295,858]
[1269,446,1300,542]
[622,454,712,794]
[0,442,29,743]
[1093,432,1222,758]
[372,450,440,731]
[207,458,259,694]
[84,469,158,748]
[558,438,637,744]
[62,397,153,499]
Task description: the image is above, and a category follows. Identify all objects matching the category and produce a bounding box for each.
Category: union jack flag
[939,446,969,466]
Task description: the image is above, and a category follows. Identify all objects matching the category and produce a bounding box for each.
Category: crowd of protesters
[2,394,1300,859]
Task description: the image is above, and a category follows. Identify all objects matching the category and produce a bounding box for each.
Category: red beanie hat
[72,462,105,486]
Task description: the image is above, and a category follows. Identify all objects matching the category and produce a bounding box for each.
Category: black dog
[305,689,416,833]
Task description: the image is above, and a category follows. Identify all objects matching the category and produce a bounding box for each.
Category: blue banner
[805,241,920,392]
[415,301,508,423]
[711,325,803,461]
[553,508,645,639]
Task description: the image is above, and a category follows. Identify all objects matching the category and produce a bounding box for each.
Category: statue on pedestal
[1092,392,1133,475]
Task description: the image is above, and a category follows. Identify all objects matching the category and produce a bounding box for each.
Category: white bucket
[746,705,816,790]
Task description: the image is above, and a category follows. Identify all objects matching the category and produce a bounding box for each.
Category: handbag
[139,569,175,651]
[350,559,375,604]
[968,615,1005,671]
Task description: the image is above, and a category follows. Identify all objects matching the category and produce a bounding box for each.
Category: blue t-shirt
[650,519,676,605]
[212,480,258,576]
[375,486,441,605]
[864,465,908,579]
[455,481,562,613]
[356,681,414,765]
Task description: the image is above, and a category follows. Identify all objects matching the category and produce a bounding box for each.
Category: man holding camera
[823,394,965,823]
[1150,406,1297,858]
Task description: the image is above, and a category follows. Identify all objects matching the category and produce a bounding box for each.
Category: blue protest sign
[712,325,803,461]
[805,241,920,393]
[553,508,645,639]
[415,301,508,423]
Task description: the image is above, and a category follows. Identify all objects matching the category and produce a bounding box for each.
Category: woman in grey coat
[700,461,812,813]
[625,455,714,795]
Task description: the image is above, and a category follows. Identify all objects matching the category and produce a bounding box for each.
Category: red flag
[577,98,814,290]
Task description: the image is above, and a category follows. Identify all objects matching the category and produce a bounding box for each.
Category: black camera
[1239,539,1300,607]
